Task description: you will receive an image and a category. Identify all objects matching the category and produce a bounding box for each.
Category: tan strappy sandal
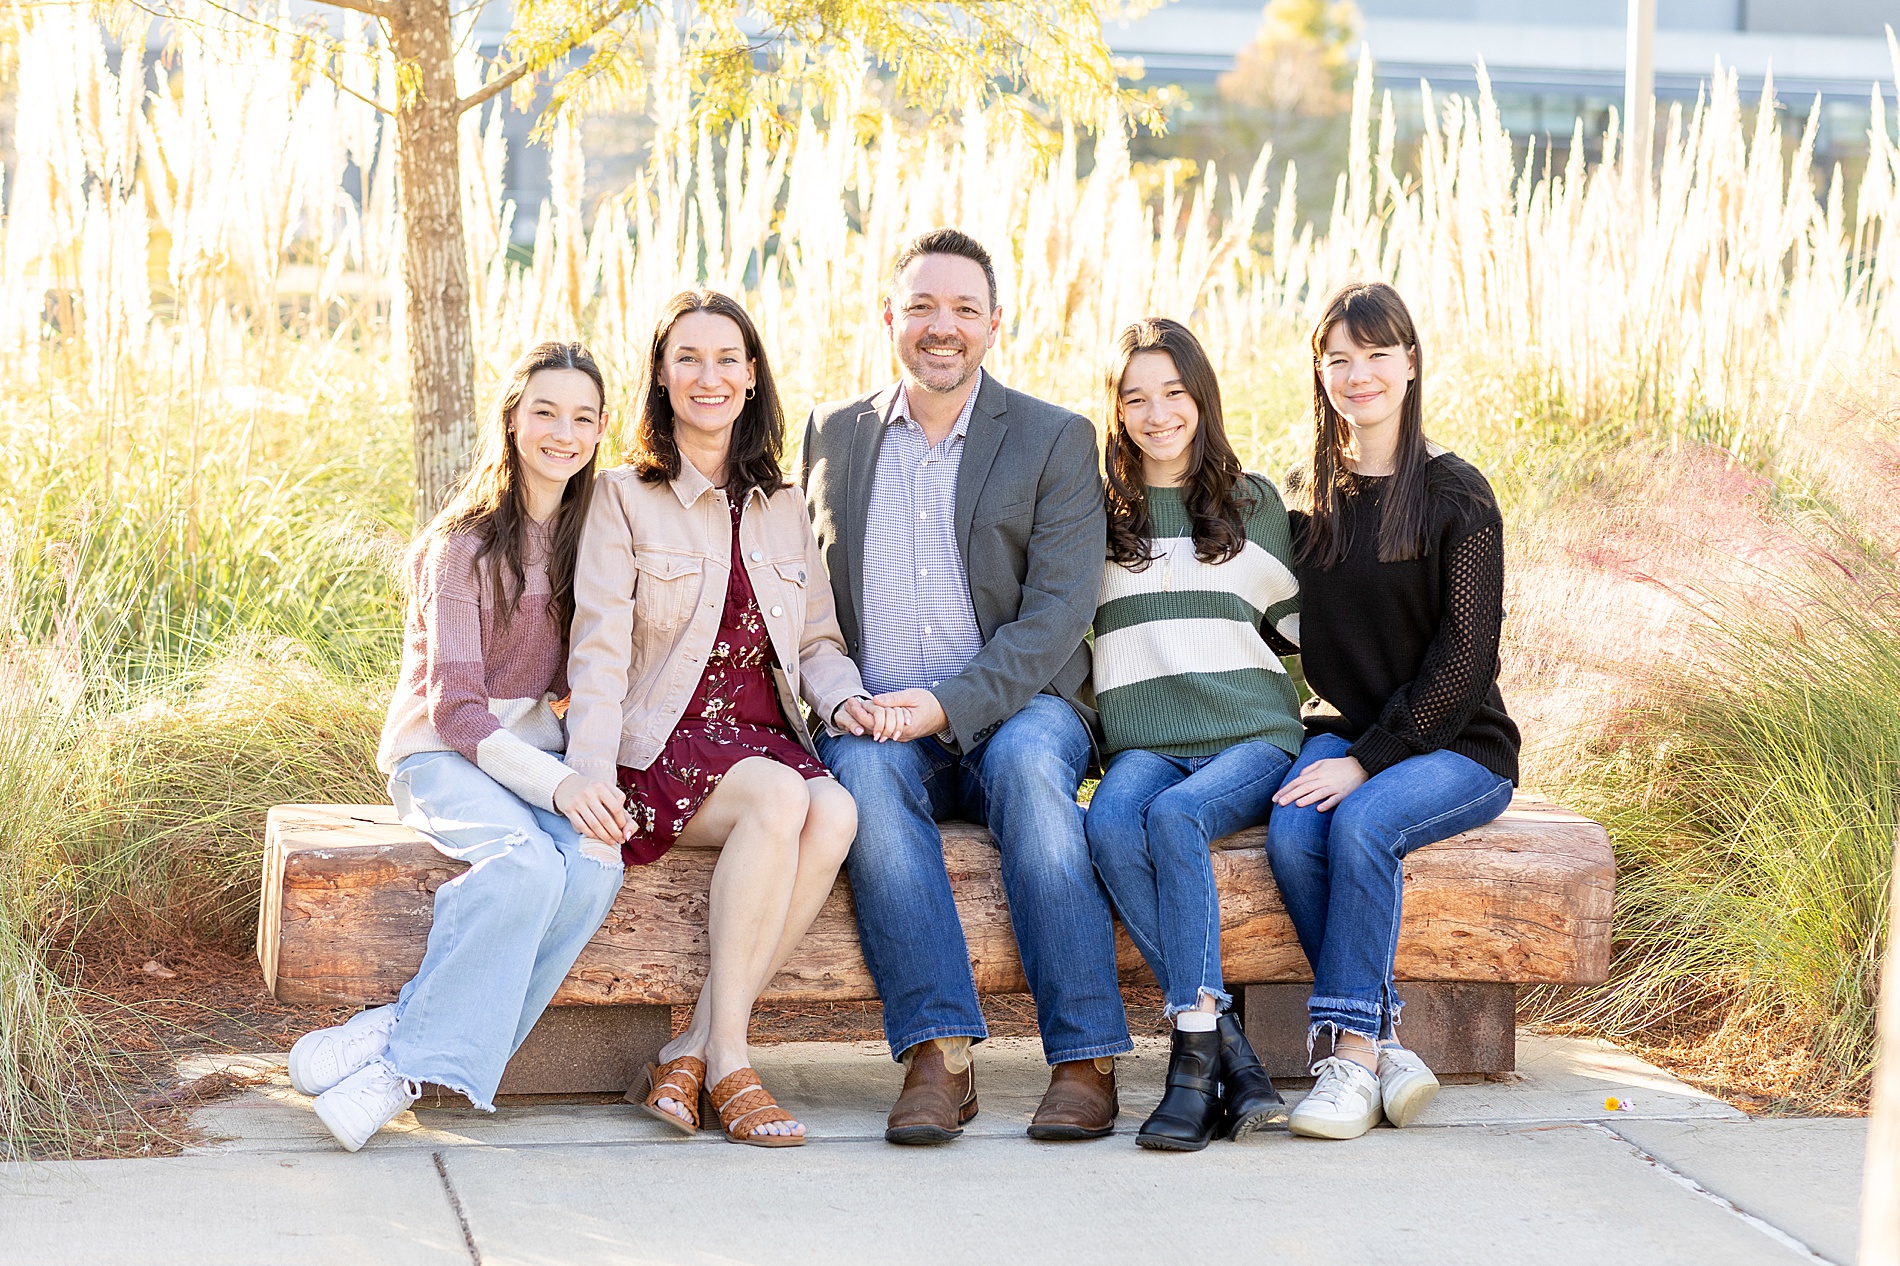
[638,1056,707,1135]
[708,1068,806,1147]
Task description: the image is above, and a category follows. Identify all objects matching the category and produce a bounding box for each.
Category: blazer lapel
[954,372,1009,566]
[843,385,898,642]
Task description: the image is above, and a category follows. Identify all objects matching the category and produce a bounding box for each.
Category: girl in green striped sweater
[1084,318,1303,1151]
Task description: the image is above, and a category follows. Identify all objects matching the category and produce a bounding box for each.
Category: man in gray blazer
[800,228,1130,1145]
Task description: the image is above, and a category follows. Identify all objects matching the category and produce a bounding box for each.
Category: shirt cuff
[474,731,580,811]
[1346,726,1414,778]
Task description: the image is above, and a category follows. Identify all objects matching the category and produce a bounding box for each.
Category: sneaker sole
[311,1096,372,1153]
[1382,1076,1440,1128]
[1287,1109,1381,1140]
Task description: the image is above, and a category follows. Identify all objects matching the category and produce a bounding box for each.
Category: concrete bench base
[439,980,1517,1100]
[1239,982,1516,1078]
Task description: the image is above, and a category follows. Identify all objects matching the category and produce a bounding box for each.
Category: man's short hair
[890,227,998,312]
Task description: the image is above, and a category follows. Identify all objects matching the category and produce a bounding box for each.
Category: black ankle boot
[1216,1012,1287,1140]
[1136,1027,1225,1152]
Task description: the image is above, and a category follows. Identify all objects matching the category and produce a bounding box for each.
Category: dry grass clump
[1519,516,1900,1108]
[58,639,387,948]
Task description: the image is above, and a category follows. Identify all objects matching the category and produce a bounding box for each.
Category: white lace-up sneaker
[1287,1056,1383,1140]
[1377,1043,1440,1128]
[288,1005,398,1097]
[312,1059,420,1153]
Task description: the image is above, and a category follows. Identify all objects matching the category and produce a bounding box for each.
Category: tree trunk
[389,0,476,523]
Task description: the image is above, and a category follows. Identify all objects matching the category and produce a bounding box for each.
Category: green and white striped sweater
[1092,478,1303,759]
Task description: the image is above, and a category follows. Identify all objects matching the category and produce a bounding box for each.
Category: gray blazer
[798,372,1106,752]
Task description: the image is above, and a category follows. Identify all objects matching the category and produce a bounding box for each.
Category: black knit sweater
[1286,452,1520,784]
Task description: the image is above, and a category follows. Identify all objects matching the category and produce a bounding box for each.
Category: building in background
[1111,0,1899,164]
[220,1,1900,247]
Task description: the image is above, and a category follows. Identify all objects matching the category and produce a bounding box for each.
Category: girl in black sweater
[1267,282,1521,1142]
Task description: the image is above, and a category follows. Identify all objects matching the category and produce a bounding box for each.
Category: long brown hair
[631,289,786,498]
[426,341,605,631]
[1294,281,1429,569]
[1103,318,1254,568]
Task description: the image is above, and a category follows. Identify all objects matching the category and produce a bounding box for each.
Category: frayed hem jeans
[381,751,624,1111]
[1263,733,1512,1045]
[1084,740,1295,1018]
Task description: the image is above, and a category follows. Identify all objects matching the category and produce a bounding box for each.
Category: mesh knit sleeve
[1346,520,1505,775]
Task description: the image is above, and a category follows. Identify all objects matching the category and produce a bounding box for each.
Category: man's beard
[901,339,979,394]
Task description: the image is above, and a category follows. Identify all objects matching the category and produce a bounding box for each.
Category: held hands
[1271,755,1369,814]
[554,773,632,845]
[833,695,911,742]
[868,688,949,744]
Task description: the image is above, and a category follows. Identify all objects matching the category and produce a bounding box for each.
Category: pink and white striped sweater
[375,520,576,809]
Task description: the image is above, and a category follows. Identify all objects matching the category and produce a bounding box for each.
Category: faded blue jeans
[1263,733,1513,1044]
[815,695,1131,1065]
[1084,741,1294,1017]
[383,751,624,1110]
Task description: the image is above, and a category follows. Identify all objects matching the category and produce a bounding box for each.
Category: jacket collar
[667,455,766,509]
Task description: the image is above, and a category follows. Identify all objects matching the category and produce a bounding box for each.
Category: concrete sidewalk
[0,1033,1868,1265]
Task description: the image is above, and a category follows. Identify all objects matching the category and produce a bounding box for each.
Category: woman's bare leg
[649,758,807,1135]
[756,777,857,987]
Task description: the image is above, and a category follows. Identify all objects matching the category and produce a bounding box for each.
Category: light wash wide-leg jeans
[381,750,624,1110]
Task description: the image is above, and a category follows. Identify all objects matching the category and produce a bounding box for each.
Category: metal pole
[1625,0,1655,180]
[1862,829,1900,1265]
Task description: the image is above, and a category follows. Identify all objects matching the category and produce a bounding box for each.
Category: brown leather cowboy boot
[886,1038,978,1145]
[1027,1057,1118,1140]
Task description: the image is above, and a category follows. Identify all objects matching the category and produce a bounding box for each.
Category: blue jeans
[1084,741,1294,1017]
[815,695,1131,1065]
[1263,733,1513,1043]
[383,751,624,1110]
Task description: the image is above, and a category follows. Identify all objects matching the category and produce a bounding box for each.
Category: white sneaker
[311,1059,419,1152]
[1288,1056,1383,1140]
[1377,1043,1440,1128]
[288,1005,398,1097]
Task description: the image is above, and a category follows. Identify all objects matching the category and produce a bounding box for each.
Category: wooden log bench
[257,797,1612,1095]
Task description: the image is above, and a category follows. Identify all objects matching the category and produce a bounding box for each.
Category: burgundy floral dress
[615,496,829,865]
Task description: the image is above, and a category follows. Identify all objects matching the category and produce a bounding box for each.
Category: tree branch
[322,66,397,117]
[316,0,397,18]
[452,0,642,116]
[454,54,539,116]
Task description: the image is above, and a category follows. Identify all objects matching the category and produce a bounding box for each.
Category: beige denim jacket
[564,461,865,784]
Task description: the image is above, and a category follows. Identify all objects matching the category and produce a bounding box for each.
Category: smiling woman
[1087,316,1302,1151]
[1270,282,1521,1142]
[290,341,630,1153]
[563,290,896,1147]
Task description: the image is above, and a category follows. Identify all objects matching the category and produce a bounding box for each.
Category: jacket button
[770,605,784,617]
[750,550,762,561]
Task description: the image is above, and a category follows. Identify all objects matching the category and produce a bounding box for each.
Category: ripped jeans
[1263,733,1513,1047]
[1084,741,1294,1019]
[383,751,624,1111]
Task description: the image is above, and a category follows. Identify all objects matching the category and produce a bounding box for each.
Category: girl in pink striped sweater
[290,342,629,1152]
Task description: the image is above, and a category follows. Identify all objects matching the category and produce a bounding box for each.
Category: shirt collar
[888,368,983,441]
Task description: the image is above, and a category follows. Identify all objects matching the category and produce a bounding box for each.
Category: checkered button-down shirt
[858,371,987,697]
